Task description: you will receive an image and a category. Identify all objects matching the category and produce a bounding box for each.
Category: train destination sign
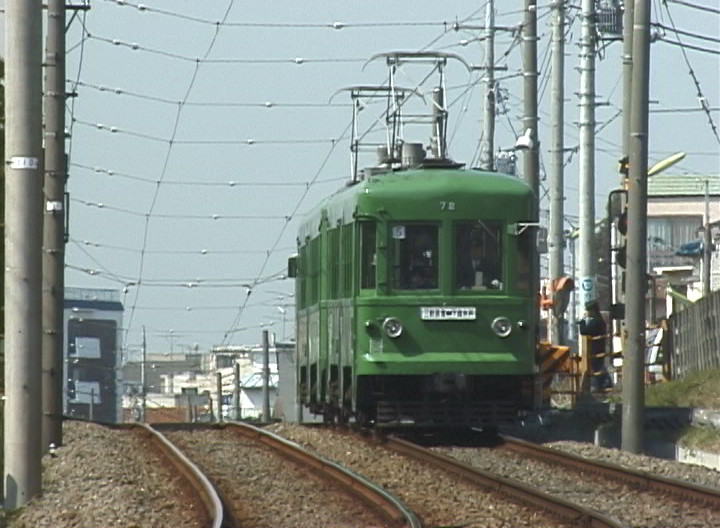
[420,307,477,321]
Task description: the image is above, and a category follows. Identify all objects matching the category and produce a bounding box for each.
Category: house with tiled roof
[647,172,720,296]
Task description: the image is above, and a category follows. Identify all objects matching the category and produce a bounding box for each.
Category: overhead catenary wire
[65,261,288,288]
[87,33,368,64]
[221,4,494,343]
[100,0,454,29]
[72,118,344,145]
[662,0,720,146]
[70,80,351,107]
[71,163,346,187]
[70,238,295,255]
[70,197,294,220]
[62,0,718,351]
[119,0,237,349]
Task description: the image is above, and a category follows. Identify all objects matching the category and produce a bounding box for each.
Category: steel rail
[384,434,623,528]
[140,424,226,528]
[501,434,720,507]
[224,423,421,528]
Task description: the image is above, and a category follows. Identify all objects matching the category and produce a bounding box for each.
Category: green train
[289,53,539,428]
[290,162,539,427]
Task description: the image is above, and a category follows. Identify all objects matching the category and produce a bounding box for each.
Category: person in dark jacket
[578,300,611,391]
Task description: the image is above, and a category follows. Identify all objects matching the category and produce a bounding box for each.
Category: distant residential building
[647,173,720,292]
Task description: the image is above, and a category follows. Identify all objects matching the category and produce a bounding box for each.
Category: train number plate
[421,307,476,320]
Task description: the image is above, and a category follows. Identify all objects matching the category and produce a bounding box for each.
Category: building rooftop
[648,173,720,197]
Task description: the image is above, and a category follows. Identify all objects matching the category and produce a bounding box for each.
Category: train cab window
[391,223,438,290]
[360,221,376,289]
[455,221,503,290]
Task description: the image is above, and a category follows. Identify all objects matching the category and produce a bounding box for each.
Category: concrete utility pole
[622,0,651,455]
[261,330,271,423]
[522,0,540,333]
[42,0,67,452]
[578,0,597,311]
[233,362,241,420]
[548,0,566,344]
[621,0,635,158]
[568,234,578,340]
[216,371,223,423]
[141,327,147,422]
[704,179,712,295]
[613,0,635,369]
[5,0,44,508]
[479,0,495,171]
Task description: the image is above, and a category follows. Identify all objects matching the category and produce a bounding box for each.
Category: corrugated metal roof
[648,173,720,197]
[240,372,279,389]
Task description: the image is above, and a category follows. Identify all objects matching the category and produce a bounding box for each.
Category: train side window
[391,223,438,290]
[515,228,531,293]
[342,223,353,296]
[455,221,502,291]
[329,228,339,298]
[298,244,307,308]
[360,221,376,289]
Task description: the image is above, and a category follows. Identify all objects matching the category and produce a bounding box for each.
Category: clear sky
[2,0,719,357]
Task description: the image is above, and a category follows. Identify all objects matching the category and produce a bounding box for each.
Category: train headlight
[491,316,512,338]
[382,317,403,339]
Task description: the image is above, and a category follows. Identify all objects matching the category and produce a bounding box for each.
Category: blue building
[64,287,124,422]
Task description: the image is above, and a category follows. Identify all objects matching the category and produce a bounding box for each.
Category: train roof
[298,168,533,240]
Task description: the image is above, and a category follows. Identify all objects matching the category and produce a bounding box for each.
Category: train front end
[352,169,538,428]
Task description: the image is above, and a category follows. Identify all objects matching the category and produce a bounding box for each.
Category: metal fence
[669,289,720,379]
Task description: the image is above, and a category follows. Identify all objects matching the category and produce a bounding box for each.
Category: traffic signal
[618,155,629,177]
[608,189,628,270]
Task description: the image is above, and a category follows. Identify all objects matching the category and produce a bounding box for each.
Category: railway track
[138,424,226,528]
[269,423,621,527]
[500,435,720,507]
[153,423,419,528]
[378,433,623,528]
[432,432,720,528]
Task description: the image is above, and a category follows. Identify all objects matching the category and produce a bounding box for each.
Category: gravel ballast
[7,421,206,528]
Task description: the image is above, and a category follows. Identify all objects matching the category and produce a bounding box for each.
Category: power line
[653,22,720,44]
[71,118,344,145]
[66,262,287,288]
[664,0,720,15]
[67,10,90,164]
[662,0,720,146]
[659,37,720,55]
[70,196,293,220]
[70,162,345,187]
[221,6,491,343]
[71,80,350,108]
[87,34,367,64]
[650,106,720,113]
[69,238,295,255]
[101,0,451,29]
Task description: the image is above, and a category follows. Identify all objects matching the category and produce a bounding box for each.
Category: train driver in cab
[457,222,502,290]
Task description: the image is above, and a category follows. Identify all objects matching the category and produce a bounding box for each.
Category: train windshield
[391,223,439,290]
[455,221,503,291]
